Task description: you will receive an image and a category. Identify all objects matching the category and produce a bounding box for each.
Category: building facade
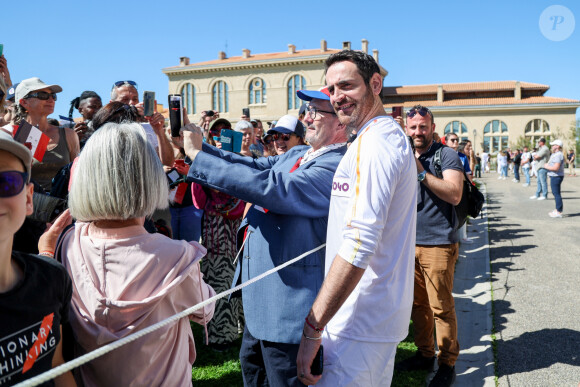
[383,81,579,153]
[162,40,384,126]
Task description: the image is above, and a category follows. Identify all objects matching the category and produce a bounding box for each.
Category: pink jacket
[60,222,216,386]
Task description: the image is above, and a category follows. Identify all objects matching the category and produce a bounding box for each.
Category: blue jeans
[523,167,531,185]
[535,168,548,198]
[513,165,520,181]
[501,166,508,177]
[169,206,203,242]
[550,175,564,212]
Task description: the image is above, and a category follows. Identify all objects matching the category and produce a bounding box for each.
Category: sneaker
[529,195,538,199]
[395,352,435,372]
[514,180,519,183]
[429,364,456,387]
[523,183,529,187]
[498,176,503,180]
[549,210,562,218]
[537,196,546,201]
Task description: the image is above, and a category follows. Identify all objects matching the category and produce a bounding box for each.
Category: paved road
[482,170,580,387]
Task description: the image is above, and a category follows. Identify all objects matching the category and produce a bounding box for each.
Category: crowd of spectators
[2,48,575,387]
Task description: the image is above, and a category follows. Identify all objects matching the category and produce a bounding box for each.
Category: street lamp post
[473,129,477,153]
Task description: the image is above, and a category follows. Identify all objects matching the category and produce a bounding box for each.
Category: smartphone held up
[168,94,182,137]
[143,91,155,117]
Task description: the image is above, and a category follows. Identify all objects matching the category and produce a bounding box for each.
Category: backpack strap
[434,147,443,178]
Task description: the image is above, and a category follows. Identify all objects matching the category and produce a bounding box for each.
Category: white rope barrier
[15,242,326,387]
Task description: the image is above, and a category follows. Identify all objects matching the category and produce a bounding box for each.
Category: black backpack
[433,146,485,228]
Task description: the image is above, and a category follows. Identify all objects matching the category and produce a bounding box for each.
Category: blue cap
[297,87,331,101]
[6,83,19,101]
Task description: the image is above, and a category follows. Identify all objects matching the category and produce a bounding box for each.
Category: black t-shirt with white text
[0,252,72,386]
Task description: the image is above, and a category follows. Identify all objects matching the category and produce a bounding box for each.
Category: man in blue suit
[183,88,348,387]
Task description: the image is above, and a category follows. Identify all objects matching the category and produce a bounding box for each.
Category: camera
[206,110,215,117]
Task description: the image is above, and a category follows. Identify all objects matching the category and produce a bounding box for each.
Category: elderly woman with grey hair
[43,122,215,385]
[234,119,255,157]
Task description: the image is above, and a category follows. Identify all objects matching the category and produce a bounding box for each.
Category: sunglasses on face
[449,138,459,143]
[263,133,293,144]
[113,80,138,89]
[0,171,28,198]
[406,106,432,119]
[25,91,57,101]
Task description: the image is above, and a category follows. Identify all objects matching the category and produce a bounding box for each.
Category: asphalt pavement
[449,169,580,387]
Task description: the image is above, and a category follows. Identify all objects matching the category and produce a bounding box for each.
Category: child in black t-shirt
[0,130,75,386]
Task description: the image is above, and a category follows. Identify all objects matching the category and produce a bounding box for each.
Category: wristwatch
[417,170,427,182]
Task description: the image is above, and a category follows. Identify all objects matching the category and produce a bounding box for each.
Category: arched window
[483,120,509,154]
[212,81,229,113]
[525,119,550,145]
[444,121,469,140]
[180,83,196,114]
[249,78,266,104]
[287,75,306,110]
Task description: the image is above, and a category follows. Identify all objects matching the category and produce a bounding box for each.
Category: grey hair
[68,122,168,221]
[110,84,137,101]
[234,120,254,134]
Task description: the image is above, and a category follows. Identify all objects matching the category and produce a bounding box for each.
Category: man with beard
[182,88,348,387]
[395,105,464,387]
[296,50,417,386]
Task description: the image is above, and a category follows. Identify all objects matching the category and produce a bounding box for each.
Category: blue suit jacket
[187,143,347,343]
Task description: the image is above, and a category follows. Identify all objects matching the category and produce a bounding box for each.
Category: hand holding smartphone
[143,91,155,117]
[168,94,183,137]
[311,345,323,376]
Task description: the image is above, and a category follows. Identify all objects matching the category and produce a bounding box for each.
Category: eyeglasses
[448,138,459,143]
[25,91,57,101]
[113,80,138,89]
[406,106,432,119]
[263,133,293,144]
[0,171,28,198]
[307,105,335,120]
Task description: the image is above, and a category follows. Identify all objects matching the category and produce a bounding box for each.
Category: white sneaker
[529,195,538,199]
[537,196,546,201]
[512,179,517,182]
[502,176,507,180]
[549,210,562,218]
[523,183,530,187]
[498,176,503,180]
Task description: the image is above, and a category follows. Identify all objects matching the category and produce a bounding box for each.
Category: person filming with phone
[110,80,174,166]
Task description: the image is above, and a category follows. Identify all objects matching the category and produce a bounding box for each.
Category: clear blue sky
[4,0,579,119]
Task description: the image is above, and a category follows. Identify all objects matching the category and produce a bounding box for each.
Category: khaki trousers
[412,244,460,366]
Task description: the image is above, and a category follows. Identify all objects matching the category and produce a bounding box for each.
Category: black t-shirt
[0,252,72,386]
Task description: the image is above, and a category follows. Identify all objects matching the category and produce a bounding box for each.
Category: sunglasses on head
[25,91,57,101]
[0,171,28,198]
[263,133,293,144]
[113,80,138,89]
[406,106,432,119]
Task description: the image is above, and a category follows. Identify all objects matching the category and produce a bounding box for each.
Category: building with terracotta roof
[383,81,579,153]
[162,41,578,153]
[162,40,384,127]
